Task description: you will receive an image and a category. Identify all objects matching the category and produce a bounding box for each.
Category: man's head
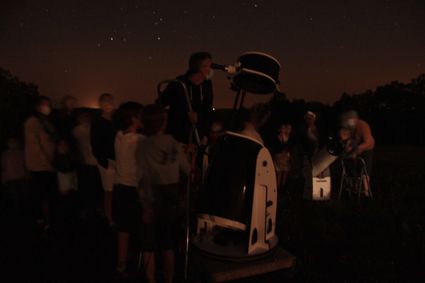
[62,95,77,112]
[304,111,317,127]
[98,93,114,114]
[142,104,167,136]
[341,110,359,129]
[188,52,213,79]
[117,102,144,131]
[236,104,270,131]
[209,121,223,144]
[250,103,270,129]
[339,127,352,141]
[35,96,52,116]
[278,123,293,137]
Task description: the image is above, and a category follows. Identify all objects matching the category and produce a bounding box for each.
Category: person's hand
[187,111,198,125]
[201,136,208,146]
[98,158,108,169]
[143,208,153,224]
[183,143,196,156]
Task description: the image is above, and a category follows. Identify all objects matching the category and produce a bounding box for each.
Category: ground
[0,147,424,282]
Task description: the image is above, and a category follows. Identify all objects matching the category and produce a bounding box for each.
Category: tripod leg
[238,90,247,110]
[232,89,242,112]
[184,174,190,281]
[338,162,345,200]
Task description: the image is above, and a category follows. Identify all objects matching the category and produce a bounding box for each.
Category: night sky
[1,0,424,108]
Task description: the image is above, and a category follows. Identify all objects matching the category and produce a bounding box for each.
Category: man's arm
[90,119,108,168]
[357,122,375,153]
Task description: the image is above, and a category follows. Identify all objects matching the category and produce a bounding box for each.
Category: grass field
[0,146,424,282]
[275,146,425,281]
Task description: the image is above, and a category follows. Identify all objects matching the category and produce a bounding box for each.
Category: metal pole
[184,172,191,281]
[232,88,242,112]
[238,89,247,110]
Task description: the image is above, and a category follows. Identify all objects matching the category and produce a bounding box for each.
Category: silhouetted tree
[0,67,39,146]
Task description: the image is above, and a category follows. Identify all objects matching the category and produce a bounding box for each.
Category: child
[1,137,29,214]
[112,102,145,276]
[138,104,190,283]
[236,104,270,144]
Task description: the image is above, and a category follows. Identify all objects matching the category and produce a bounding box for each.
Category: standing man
[159,52,214,144]
[91,93,117,224]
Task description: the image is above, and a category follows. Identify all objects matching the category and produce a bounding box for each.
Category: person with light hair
[340,110,375,195]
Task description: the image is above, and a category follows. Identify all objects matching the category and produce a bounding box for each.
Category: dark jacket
[159,75,213,144]
[90,115,116,168]
[52,110,76,143]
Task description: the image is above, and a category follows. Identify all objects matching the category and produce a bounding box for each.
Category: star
[110,36,114,41]
[96,43,102,47]
[253,3,258,8]
[156,36,161,41]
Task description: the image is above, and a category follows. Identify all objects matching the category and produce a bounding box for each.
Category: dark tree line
[1,66,424,147]
[259,73,425,146]
[333,74,425,145]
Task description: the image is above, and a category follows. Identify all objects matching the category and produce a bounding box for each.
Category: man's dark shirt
[90,115,116,168]
[159,75,213,144]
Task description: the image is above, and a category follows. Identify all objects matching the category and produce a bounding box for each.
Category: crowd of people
[0,52,375,282]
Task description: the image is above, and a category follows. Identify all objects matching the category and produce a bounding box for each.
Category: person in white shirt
[237,105,270,145]
[112,102,145,277]
[138,104,190,283]
[24,96,58,227]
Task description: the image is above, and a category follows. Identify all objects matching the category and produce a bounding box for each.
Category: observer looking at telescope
[340,110,375,176]
[159,52,214,145]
